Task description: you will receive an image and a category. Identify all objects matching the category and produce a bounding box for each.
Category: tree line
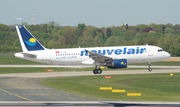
[0,21,180,56]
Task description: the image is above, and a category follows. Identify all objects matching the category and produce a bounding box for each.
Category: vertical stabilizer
[16,26,46,52]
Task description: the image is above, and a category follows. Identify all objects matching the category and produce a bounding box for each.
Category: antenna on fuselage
[79,46,81,48]
[146,43,148,46]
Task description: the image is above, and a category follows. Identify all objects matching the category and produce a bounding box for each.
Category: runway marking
[0,88,33,101]
[100,87,112,90]
[112,90,125,92]
[127,93,141,96]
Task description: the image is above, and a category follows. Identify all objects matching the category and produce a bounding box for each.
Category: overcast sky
[0,0,179,27]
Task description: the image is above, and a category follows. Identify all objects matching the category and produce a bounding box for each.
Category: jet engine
[107,59,127,69]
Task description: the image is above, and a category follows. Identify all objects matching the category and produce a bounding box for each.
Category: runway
[0,68,180,106]
[0,77,92,101]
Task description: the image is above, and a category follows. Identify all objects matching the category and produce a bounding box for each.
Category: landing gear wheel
[93,69,98,74]
[93,65,103,74]
[148,68,152,72]
[147,62,152,72]
[97,69,102,74]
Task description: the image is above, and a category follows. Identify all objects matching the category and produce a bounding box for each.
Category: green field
[39,73,180,101]
[129,61,180,66]
[0,53,43,65]
[0,67,66,74]
[1,53,180,101]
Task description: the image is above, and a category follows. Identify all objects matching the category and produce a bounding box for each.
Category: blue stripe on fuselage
[80,47,146,56]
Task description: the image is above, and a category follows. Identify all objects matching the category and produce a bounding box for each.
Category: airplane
[14,26,170,74]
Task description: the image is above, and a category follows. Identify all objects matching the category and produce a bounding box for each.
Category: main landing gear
[148,62,152,72]
[93,65,102,74]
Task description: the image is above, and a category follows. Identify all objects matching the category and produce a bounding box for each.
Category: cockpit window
[158,49,163,52]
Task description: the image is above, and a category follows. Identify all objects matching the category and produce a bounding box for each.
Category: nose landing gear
[148,62,152,72]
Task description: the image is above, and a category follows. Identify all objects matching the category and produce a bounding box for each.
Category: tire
[93,69,98,74]
[148,68,152,72]
[97,69,102,74]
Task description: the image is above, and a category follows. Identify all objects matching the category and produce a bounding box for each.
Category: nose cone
[164,52,171,59]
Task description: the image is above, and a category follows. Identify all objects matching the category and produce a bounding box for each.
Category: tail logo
[25,38,37,46]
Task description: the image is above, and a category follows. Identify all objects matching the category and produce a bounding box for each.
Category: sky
[0,0,180,27]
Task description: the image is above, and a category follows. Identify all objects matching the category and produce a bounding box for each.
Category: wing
[85,50,112,64]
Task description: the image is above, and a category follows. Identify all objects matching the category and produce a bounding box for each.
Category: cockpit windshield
[158,49,163,52]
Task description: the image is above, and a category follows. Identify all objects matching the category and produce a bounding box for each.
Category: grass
[1,53,180,101]
[39,73,180,101]
[0,67,61,74]
[0,53,43,65]
[129,61,180,66]
[0,67,148,74]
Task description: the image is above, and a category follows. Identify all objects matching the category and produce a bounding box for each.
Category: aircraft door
[148,47,153,56]
[46,51,52,64]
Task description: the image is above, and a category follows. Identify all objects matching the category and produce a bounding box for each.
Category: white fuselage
[14,45,170,66]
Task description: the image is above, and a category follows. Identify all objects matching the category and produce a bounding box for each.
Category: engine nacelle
[107,59,127,69]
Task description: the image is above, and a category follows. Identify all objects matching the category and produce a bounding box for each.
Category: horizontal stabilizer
[21,52,36,57]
